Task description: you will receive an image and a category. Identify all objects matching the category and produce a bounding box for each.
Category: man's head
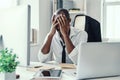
[55,8,71,21]
[52,8,71,36]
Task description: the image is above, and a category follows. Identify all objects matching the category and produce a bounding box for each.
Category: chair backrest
[73,15,102,42]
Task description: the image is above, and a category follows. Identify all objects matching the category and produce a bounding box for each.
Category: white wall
[73,0,86,11]
[39,0,52,45]
[18,0,28,5]
[64,0,102,23]
[30,0,52,61]
[86,0,102,23]
[19,0,52,61]
[86,0,104,38]
[28,0,39,30]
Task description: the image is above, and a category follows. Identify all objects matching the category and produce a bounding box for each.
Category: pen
[34,66,43,68]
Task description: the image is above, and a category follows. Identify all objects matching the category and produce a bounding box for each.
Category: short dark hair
[55,8,70,20]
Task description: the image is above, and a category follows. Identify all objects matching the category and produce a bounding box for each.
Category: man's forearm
[63,35,75,54]
[41,34,54,54]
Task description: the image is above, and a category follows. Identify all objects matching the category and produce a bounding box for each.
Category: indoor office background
[0,0,120,62]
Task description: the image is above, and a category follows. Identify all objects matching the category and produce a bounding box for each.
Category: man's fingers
[52,21,58,29]
[57,17,62,27]
[53,19,56,24]
[61,15,66,25]
[52,16,58,27]
[63,15,67,23]
[58,15,65,27]
[59,15,65,26]
[54,22,58,27]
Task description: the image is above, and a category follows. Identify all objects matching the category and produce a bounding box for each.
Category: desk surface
[16,62,120,80]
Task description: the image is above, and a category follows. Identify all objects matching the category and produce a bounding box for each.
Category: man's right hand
[41,15,58,54]
[49,15,58,36]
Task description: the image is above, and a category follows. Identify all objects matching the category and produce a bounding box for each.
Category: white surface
[30,0,52,62]
[18,0,52,62]
[0,72,16,80]
[70,11,85,26]
[73,0,86,12]
[74,16,85,30]
[16,62,75,80]
[0,5,30,66]
[16,62,120,80]
[76,42,120,79]
[28,0,39,44]
[104,2,120,39]
[86,0,102,22]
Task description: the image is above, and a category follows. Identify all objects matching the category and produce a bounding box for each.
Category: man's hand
[49,15,58,36]
[41,15,58,54]
[57,14,69,37]
[57,14,75,54]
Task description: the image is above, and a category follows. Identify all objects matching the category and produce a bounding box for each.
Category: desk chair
[73,15,102,42]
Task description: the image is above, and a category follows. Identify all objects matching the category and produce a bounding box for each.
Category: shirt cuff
[38,50,51,63]
[68,45,79,65]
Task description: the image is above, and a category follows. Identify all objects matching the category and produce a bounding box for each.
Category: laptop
[76,42,120,80]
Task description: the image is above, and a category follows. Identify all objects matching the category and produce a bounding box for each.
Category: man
[38,8,87,64]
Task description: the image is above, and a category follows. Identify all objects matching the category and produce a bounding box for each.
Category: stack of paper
[59,63,76,69]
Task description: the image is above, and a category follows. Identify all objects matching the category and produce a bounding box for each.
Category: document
[59,63,76,69]
[27,66,56,72]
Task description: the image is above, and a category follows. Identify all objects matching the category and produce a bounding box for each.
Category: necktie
[60,41,66,63]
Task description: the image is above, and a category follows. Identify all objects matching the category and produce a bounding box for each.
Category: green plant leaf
[0,48,19,73]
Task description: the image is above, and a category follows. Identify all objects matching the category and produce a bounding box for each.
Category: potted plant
[0,48,19,80]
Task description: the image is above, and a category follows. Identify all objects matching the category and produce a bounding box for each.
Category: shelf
[69,11,86,15]
[30,43,39,46]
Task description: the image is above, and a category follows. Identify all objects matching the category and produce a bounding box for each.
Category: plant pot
[0,71,16,80]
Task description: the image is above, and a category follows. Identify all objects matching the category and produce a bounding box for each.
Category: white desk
[16,62,76,80]
[16,62,120,80]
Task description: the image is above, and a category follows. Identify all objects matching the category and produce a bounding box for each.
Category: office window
[106,5,120,39]
[103,0,120,40]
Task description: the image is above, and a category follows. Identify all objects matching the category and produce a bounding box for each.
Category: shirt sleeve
[38,49,52,63]
[38,34,53,63]
[69,31,88,65]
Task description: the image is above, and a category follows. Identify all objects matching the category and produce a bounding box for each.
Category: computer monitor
[0,5,30,66]
[0,35,4,50]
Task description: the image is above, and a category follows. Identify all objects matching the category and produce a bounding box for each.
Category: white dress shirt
[38,27,87,64]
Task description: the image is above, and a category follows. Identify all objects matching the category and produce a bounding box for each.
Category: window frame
[103,0,120,38]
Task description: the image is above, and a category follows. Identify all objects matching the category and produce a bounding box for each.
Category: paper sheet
[59,63,76,69]
[27,66,56,72]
